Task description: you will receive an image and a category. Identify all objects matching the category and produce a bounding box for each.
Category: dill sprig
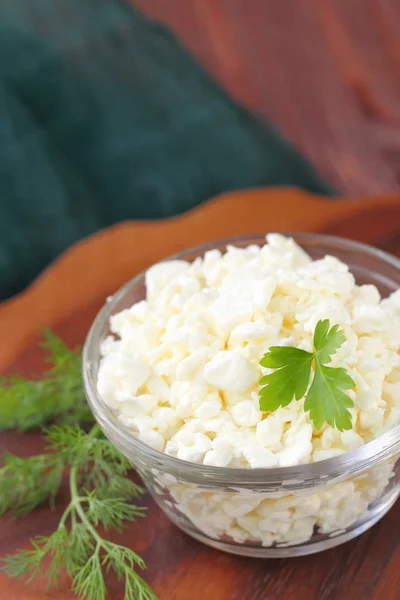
[0,451,63,516]
[0,330,92,431]
[0,332,158,600]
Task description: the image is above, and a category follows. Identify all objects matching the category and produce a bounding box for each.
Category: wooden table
[0,189,399,599]
[132,0,400,196]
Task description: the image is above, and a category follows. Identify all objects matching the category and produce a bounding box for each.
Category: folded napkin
[0,0,330,300]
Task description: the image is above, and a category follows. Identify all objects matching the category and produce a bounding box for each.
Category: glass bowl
[83,233,400,557]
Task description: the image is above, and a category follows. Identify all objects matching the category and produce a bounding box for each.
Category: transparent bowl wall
[83,233,400,557]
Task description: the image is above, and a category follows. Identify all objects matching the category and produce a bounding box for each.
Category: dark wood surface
[132,0,400,196]
[0,189,399,599]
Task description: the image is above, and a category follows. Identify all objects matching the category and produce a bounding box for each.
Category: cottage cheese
[98,234,400,547]
[152,457,396,546]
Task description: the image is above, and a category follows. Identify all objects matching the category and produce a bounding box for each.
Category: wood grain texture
[131,0,400,196]
[0,188,399,599]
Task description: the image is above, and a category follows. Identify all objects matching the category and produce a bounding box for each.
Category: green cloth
[0,0,330,300]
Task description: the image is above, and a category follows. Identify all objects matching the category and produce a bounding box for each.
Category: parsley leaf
[259,319,355,431]
[305,364,354,431]
[259,348,313,411]
[313,319,345,364]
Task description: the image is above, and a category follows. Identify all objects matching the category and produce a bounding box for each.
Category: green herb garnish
[0,330,92,431]
[258,319,355,431]
[0,333,157,600]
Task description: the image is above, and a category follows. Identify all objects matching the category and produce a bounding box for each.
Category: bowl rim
[83,232,400,484]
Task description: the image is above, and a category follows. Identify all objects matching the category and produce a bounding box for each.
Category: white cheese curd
[98,235,400,547]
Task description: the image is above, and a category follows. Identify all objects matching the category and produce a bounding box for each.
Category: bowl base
[173,489,399,558]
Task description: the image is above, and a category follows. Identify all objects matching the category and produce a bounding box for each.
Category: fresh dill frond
[0,330,92,431]
[0,329,158,600]
[0,452,63,516]
[1,426,156,599]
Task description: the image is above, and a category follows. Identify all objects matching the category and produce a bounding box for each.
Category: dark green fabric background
[0,0,330,301]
